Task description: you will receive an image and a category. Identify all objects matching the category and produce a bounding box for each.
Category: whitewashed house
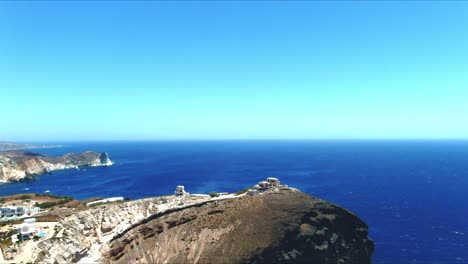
[267,177,280,188]
[27,207,44,215]
[1,206,24,218]
[175,185,187,196]
[17,218,37,240]
[1,207,16,218]
[0,206,44,220]
[258,181,270,189]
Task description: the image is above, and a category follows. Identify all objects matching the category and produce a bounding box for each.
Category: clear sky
[1,2,467,141]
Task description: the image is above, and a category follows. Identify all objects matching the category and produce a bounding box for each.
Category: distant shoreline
[0,142,63,152]
[10,145,64,150]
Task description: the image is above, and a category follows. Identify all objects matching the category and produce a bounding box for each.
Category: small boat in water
[22,188,30,191]
[44,190,50,193]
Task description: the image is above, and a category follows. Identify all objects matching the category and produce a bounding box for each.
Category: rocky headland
[32,188,373,264]
[0,151,113,182]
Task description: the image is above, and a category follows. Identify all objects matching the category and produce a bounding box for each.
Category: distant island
[0,141,63,151]
[0,150,113,183]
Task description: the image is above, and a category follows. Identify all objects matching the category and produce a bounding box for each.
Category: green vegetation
[124,197,131,201]
[0,197,5,204]
[0,219,22,226]
[36,216,59,222]
[89,202,105,207]
[236,186,252,195]
[35,193,70,199]
[89,200,123,207]
[0,230,16,248]
[209,192,219,198]
[0,237,12,247]
[37,196,73,209]
[19,194,32,200]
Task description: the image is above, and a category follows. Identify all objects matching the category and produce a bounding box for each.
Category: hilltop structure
[247,177,282,196]
[0,179,373,264]
[175,185,188,196]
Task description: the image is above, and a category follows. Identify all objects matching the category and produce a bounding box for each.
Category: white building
[1,206,25,218]
[258,181,270,189]
[17,218,37,240]
[247,177,282,196]
[0,206,44,220]
[1,207,17,218]
[267,177,281,188]
[175,185,187,196]
[27,207,44,215]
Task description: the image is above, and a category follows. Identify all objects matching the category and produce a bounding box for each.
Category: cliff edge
[35,189,373,264]
[0,151,113,182]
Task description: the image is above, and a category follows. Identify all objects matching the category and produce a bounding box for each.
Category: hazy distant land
[0,141,63,151]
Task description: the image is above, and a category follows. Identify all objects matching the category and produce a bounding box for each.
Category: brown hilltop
[103,189,373,264]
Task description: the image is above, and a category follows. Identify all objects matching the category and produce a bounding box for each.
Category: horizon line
[9,138,468,143]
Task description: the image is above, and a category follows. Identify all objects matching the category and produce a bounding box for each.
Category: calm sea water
[0,140,467,263]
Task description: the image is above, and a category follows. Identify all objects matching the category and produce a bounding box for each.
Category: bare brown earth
[0,188,373,263]
[1,193,71,204]
[103,189,373,264]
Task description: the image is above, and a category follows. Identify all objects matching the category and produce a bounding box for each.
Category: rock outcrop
[35,189,373,264]
[0,150,113,182]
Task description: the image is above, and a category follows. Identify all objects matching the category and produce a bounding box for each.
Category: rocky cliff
[0,151,113,182]
[35,189,373,264]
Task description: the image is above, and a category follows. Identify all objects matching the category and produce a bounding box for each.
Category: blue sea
[0,140,467,264]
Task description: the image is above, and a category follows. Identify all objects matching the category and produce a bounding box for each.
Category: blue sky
[1,2,467,141]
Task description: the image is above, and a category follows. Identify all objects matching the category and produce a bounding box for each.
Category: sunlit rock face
[34,189,373,264]
[99,152,113,166]
[0,150,113,182]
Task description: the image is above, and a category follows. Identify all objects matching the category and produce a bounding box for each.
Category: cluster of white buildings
[247,177,282,196]
[173,177,284,198]
[0,206,44,221]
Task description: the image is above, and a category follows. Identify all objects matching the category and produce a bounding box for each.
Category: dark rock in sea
[99,152,112,165]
